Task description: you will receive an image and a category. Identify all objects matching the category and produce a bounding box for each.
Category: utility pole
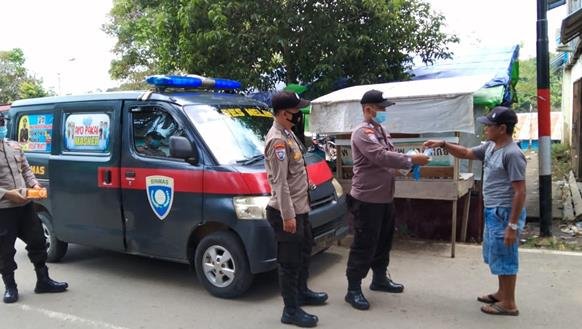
[537,0,552,236]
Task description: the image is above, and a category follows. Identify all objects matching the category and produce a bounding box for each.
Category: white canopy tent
[310,75,494,135]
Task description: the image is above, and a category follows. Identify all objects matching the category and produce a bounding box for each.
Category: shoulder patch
[275,147,286,161]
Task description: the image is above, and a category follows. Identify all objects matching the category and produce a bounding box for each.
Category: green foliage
[551,143,571,180]
[104,0,458,95]
[0,48,51,103]
[514,56,562,112]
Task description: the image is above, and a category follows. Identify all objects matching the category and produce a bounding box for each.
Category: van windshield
[184,104,273,165]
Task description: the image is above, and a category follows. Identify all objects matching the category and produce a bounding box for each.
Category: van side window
[17,113,54,153]
[63,113,110,153]
[131,107,181,158]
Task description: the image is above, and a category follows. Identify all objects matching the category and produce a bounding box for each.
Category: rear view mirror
[170,136,197,164]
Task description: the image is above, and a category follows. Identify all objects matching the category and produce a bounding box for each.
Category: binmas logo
[146,175,174,220]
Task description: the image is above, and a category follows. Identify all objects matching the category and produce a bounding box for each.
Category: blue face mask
[0,126,7,139]
[374,111,387,124]
[148,139,161,149]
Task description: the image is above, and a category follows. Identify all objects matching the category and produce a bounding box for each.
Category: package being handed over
[21,187,48,200]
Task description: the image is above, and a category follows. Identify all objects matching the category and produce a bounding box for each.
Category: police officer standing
[0,112,68,304]
[265,92,327,327]
[344,90,429,310]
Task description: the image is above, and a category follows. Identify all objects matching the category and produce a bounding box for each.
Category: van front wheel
[194,231,253,298]
[38,213,68,262]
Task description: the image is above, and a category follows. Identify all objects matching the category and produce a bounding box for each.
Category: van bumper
[239,195,348,274]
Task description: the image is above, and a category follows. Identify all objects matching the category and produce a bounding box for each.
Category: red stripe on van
[97,160,332,194]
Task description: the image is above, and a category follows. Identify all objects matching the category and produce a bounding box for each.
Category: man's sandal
[477,294,499,304]
[480,303,519,316]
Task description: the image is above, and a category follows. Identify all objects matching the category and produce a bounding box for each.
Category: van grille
[310,195,334,209]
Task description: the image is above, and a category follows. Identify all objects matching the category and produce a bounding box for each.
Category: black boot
[34,265,68,293]
[298,283,328,306]
[345,290,369,310]
[2,273,18,304]
[369,274,404,293]
[281,307,318,327]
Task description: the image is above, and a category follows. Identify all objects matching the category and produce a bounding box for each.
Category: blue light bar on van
[145,75,241,90]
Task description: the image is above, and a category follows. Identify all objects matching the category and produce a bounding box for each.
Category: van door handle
[104,170,112,184]
[125,171,136,178]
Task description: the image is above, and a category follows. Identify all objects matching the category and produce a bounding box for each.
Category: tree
[0,48,52,103]
[514,56,562,112]
[104,0,458,95]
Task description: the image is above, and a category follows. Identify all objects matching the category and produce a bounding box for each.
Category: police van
[6,75,347,298]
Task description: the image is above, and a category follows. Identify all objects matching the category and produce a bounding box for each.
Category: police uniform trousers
[266,206,313,308]
[0,202,48,275]
[346,195,395,285]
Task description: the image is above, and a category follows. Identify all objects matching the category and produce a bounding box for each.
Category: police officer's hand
[283,218,296,234]
[33,184,42,189]
[410,154,430,166]
[3,189,28,204]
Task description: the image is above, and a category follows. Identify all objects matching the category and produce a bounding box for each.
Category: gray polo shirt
[471,141,526,208]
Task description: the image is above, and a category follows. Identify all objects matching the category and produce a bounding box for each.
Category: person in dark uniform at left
[0,113,68,304]
[265,91,327,327]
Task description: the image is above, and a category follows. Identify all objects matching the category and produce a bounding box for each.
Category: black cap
[271,91,310,112]
[477,106,518,125]
[146,131,164,140]
[360,89,395,108]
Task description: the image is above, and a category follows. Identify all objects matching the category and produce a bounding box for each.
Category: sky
[0,0,570,95]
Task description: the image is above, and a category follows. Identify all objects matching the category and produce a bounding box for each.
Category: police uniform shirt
[0,140,38,209]
[265,121,310,220]
[350,121,412,204]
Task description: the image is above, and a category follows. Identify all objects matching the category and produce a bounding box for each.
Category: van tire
[194,231,253,298]
[38,212,68,262]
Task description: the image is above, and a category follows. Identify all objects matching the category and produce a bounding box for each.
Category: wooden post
[451,199,458,258]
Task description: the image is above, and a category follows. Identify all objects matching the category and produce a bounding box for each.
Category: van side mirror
[170,136,197,164]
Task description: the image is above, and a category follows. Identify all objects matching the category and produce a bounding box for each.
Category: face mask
[285,111,302,126]
[148,139,161,149]
[0,127,6,139]
[374,111,387,124]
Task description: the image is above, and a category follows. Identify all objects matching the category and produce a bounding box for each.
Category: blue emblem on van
[146,176,175,220]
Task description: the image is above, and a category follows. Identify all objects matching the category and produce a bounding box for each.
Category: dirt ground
[521,220,582,252]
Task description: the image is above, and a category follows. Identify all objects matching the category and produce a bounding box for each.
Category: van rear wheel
[38,212,68,262]
[194,231,253,298]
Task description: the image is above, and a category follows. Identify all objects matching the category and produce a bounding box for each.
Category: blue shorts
[482,207,526,275]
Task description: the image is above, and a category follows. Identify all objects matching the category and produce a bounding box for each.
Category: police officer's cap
[271,91,310,113]
[360,89,395,108]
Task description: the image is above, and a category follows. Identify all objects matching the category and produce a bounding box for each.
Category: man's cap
[477,106,518,125]
[146,131,164,140]
[360,89,395,108]
[271,91,310,112]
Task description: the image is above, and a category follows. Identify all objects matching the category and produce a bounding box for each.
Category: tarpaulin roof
[410,45,520,107]
[310,75,494,134]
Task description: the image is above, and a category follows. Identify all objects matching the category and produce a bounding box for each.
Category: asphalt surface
[1,239,581,329]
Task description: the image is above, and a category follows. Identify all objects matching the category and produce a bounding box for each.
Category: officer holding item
[0,112,68,304]
[137,131,166,157]
[265,91,327,327]
[345,90,429,310]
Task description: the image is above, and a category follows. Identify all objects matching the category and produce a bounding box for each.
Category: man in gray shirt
[424,106,526,316]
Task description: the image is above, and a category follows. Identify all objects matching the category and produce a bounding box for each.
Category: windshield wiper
[236,154,265,165]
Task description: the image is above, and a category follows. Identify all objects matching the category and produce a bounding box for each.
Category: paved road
[1,240,581,329]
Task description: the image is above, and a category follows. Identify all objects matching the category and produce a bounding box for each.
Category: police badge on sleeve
[146,175,174,220]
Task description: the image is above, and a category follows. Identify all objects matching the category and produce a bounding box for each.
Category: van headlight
[233,196,270,220]
[331,178,344,198]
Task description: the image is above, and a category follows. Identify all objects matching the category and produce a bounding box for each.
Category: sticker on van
[146,175,174,220]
